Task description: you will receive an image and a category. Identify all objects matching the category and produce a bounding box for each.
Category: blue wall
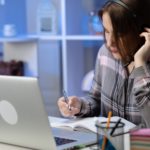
[0,0,27,36]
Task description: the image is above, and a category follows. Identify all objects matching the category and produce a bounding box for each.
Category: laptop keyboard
[54,137,76,146]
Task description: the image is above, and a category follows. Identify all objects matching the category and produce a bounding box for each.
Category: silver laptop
[0,75,96,150]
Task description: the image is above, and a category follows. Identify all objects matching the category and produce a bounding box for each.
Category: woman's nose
[107,34,115,47]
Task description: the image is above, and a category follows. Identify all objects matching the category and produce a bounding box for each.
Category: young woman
[58,0,150,127]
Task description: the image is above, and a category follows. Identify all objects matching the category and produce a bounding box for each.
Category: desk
[0,117,131,150]
[0,143,32,150]
[50,116,131,150]
[0,143,97,150]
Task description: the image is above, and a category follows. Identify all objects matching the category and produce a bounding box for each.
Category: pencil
[101,111,112,150]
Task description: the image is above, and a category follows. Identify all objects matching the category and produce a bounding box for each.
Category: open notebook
[50,116,136,133]
[50,116,136,150]
[0,75,96,150]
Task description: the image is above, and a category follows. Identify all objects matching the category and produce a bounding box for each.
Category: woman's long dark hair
[99,0,150,65]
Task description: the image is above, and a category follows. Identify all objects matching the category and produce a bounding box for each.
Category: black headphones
[106,0,144,33]
[107,0,137,18]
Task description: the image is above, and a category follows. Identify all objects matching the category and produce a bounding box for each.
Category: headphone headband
[108,0,136,18]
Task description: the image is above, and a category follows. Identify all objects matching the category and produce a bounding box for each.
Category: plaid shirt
[79,44,150,126]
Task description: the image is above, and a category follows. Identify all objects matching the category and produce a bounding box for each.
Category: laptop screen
[0,75,56,149]
[0,75,96,150]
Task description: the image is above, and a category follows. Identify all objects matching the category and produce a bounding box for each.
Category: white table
[0,143,32,150]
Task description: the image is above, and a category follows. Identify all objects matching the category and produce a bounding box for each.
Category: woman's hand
[57,96,82,117]
[134,28,150,67]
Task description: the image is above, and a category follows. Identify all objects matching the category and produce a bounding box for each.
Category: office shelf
[0,36,38,42]
[27,0,105,96]
[60,0,105,96]
[1,36,38,77]
[0,0,105,116]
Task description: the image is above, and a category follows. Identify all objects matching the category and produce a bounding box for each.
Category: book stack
[130,128,150,150]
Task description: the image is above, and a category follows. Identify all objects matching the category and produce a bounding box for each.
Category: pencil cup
[95,121,125,150]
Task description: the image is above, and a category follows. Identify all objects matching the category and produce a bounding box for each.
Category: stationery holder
[95,120,125,150]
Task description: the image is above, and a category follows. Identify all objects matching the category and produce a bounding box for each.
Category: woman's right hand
[57,96,82,117]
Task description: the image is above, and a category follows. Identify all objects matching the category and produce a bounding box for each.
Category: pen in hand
[63,90,71,111]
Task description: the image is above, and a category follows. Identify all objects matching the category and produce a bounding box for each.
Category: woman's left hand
[134,28,150,67]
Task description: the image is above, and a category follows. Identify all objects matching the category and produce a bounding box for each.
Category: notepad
[50,116,136,133]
